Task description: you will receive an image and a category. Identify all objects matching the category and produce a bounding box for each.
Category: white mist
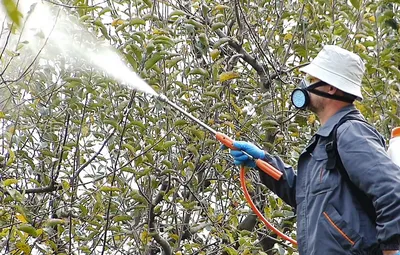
[1,0,157,96]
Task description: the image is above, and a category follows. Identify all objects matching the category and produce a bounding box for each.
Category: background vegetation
[0,0,399,254]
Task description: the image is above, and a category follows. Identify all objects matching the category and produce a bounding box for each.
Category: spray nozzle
[157,94,168,103]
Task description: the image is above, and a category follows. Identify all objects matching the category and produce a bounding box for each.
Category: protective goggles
[291,78,354,110]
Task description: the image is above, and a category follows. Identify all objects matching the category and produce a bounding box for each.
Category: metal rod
[157,94,218,135]
[157,94,254,159]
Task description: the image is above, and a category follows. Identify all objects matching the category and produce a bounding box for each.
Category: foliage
[0,0,399,254]
[1,0,22,27]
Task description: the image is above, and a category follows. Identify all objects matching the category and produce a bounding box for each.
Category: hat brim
[299,63,363,101]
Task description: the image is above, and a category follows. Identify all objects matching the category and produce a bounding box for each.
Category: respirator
[291,78,354,110]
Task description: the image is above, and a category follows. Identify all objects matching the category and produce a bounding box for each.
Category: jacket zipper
[323,212,355,246]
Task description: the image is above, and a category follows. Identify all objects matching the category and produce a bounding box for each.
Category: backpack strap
[325,110,377,222]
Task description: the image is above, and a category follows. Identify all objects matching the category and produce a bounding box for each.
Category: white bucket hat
[299,45,365,100]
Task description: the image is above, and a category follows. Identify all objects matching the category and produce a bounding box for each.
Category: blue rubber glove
[229,141,266,168]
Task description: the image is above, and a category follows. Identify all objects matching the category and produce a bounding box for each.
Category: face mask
[290,79,326,109]
[290,79,355,110]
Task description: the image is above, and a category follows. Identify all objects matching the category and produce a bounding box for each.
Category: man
[229,45,400,254]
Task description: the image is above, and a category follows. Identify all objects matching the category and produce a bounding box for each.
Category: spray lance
[157,94,298,246]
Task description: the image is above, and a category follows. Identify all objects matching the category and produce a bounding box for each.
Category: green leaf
[389,66,400,80]
[163,141,176,149]
[18,224,38,237]
[125,53,137,70]
[387,112,400,125]
[153,35,175,47]
[191,129,205,140]
[16,242,31,254]
[161,160,172,168]
[174,119,188,126]
[203,92,220,100]
[189,68,209,76]
[214,4,230,11]
[45,219,66,227]
[198,33,209,47]
[169,10,186,17]
[166,57,183,68]
[213,38,230,49]
[129,18,146,26]
[103,119,119,129]
[3,178,18,186]
[211,22,225,31]
[122,144,136,154]
[179,200,196,210]
[2,0,22,27]
[186,19,204,29]
[145,152,154,164]
[130,190,148,204]
[94,19,110,40]
[143,0,153,8]
[349,0,361,9]
[130,120,146,130]
[6,149,15,166]
[129,43,143,61]
[113,215,132,222]
[62,180,70,190]
[210,49,220,60]
[121,167,136,173]
[145,53,163,70]
[200,155,212,163]
[154,141,176,151]
[100,186,121,192]
[98,7,112,16]
[223,246,238,255]
[261,120,279,127]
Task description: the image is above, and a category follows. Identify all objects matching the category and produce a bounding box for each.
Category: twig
[101,92,137,255]
[70,129,116,185]
[148,181,172,255]
[52,112,70,181]
[44,0,107,9]
[24,183,62,194]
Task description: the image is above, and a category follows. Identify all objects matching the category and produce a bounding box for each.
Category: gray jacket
[260,105,400,254]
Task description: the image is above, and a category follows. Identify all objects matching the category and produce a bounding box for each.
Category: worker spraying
[227,45,400,255]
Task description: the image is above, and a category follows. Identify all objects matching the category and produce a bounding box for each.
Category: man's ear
[328,85,338,95]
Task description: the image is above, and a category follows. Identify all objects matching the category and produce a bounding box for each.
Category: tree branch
[24,183,62,194]
[215,30,269,86]
[70,129,116,185]
[149,180,172,255]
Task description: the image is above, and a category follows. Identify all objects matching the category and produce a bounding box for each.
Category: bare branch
[215,30,271,88]
[148,179,172,255]
[24,183,62,194]
[70,129,116,185]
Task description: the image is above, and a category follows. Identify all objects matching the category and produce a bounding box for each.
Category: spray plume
[0,1,157,96]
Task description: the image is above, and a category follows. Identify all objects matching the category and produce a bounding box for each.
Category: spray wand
[157,94,297,246]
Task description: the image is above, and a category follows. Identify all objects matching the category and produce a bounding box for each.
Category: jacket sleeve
[257,153,297,208]
[337,121,400,250]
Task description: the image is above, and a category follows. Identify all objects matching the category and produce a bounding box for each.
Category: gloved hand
[229,141,266,168]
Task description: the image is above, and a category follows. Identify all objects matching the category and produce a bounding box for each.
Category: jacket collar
[316,105,359,137]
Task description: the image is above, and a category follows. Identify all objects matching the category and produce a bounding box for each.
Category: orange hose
[240,166,298,246]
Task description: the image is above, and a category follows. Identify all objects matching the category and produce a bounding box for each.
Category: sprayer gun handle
[216,132,283,181]
[255,159,282,181]
[216,132,237,150]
